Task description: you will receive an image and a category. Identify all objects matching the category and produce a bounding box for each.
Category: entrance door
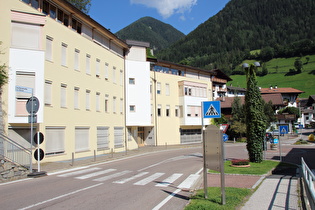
[138,127,144,146]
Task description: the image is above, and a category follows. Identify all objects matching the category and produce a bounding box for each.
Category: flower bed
[231,159,250,167]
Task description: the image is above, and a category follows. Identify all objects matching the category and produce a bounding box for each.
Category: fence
[0,133,31,168]
[301,157,315,209]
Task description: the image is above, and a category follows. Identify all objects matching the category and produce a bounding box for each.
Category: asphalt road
[0,147,203,210]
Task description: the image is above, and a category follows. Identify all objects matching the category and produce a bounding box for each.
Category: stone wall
[0,158,29,182]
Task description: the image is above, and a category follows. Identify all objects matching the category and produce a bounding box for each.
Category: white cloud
[131,0,197,19]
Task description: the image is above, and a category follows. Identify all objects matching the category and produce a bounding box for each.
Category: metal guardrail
[301,157,315,209]
[0,133,31,168]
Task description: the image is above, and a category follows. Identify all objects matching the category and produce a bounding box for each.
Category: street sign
[34,132,44,145]
[202,101,221,119]
[26,96,40,114]
[279,125,288,135]
[223,134,229,142]
[15,85,33,94]
[220,124,229,133]
[34,148,44,161]
[273,138,279,144]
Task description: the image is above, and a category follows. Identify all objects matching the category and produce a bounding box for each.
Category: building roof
[227,86,246,92]
[306,95,315,106]
[260,87,304,94]
[217,93,283,109]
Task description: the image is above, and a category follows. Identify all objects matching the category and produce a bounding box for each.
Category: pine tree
[245,64,266,163]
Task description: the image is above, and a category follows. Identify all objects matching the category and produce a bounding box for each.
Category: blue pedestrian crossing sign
[279,125,288,135]
[202,101,221,118]
[223,134,229,142]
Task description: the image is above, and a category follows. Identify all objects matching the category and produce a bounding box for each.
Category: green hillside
[116,17,185,52]
[229,55,315,98]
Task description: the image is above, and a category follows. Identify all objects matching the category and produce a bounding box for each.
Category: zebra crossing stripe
[93,170,131,182]
[113,172,149,184]
[134,173,165,186]
[177,174,200,190]
[155,173,183,187]
[75,169,117,180]
[57,167,101,177]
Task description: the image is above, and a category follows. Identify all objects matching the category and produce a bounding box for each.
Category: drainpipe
[154,69,158,146]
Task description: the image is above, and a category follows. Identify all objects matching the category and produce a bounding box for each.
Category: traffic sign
[223,134,229,142]
[34,132,44,145]
[202,101,221,119]
[279,125,288,135]
[26,96,40,114]
[15,85,33,94]
[34,148,44,161]
[273,138,279,144]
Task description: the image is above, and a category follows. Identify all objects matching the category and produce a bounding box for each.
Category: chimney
[274,85,278,89]
[269,85,273,89]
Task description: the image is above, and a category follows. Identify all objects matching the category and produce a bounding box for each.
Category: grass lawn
[185,187,251,210]
[209,160,280,175]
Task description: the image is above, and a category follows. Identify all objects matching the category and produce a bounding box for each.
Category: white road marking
[113,172,149,184]
[155,173,183,187]
[75,169,117,180]
[48,166,90,176]
[134,173,165,185]
[18,183,103,210]
[93,170,131,182]
[152,189,182,210]
[57,167,101,177]
[177,174,200,190]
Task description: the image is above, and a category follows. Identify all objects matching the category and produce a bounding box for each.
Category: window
[49,4,56,19]
[96,59,100,77]
[11,22,41,50]
[15,71,35,116]
[72,18,82,34]
[114,127,124,148]
[46,36,53,61]
[96,92,100,112]
[86,90,90,110]
[45,127,65,155]
[105,63,109,80]
[129,78,135,85]
[175,106,179,117]
[113,96,116,113]
[166,105,170,117]
[74,87,79,109]
[130,105,135,112]
[157,104,161,117]
[86,54,91,74]
[165,83,170,96]
[97,127,109,150]
[60,84,67,108]
[75,127,89,152]
[113,67,116,84]
[74,49,80,71]
[120,70,123,86]
[187,106,201,117]
[45,80,52,105]
[61,43,67,66]
[105,94,109,112]
[120,98,123,114]
[157,82,161,94]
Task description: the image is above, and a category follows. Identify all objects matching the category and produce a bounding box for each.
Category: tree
[263,100,276,128]
[294,58,303,73]
[67,0,91,14]
[245,64,266,163]
[231,96,246,139]
[0,42,8,134]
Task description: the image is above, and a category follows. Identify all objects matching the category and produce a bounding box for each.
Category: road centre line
[18,183,103,210]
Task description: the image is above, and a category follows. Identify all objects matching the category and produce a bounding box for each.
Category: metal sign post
[201,101,225,204]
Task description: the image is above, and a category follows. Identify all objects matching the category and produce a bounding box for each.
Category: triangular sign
[205,104,219,116]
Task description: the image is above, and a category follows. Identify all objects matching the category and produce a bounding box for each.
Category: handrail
[301,157,315,209]
[0,133,31,168]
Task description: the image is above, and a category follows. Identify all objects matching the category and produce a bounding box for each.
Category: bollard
[71,152,74,166]
[94,150,96,162]
[165,142,167,149]
[111,148,113,158]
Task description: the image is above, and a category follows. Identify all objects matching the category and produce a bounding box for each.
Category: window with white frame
[114,127,124,148]
[96,58,100,77]
[157,82,161,94]
[86,90,90,110]
[166,105,170,117]
[105,94,109,112]
[175,106,179,117]
[46,36,53,61]
[74,49,80,71]
[75,127,89,152]
[11,22,41,50]
[74,87,79,109]
[45,127,65,155]
[113,96,116,113]
[97,127,109,150]
[105,63,109,80]
[61,43,67,66]
[113,67,116,84]
[120,98,123,114]
[86,54,91,75]
[60,84,67,108]
[165,83,170,96]
[15,71,35,116]
[45,80,52,105]
[96,92,100,112]
[157,104,162,117]
[120,70,123,86]
[129,105,135,112]
[129,78,135,85]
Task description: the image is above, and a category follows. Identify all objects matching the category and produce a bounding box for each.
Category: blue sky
[89,0,230,35]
